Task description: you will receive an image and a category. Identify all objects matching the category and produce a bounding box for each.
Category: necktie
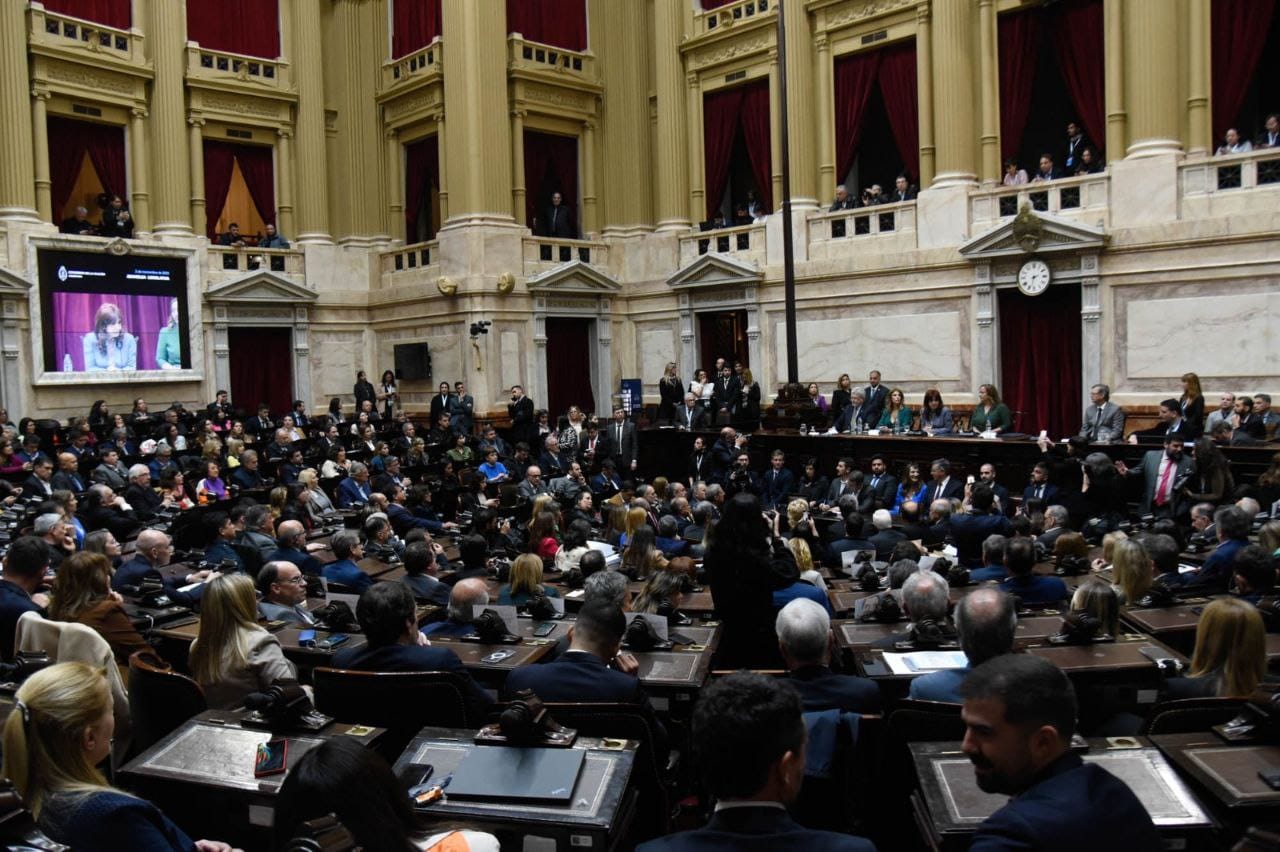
[871,476,879,490]
[616,425,621,446]
[1155,458,1175,506]
[1094,407,1103,435]
[1035,485,1044,500]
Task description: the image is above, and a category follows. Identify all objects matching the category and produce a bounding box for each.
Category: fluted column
[596,0,651,231]
[1124,0,1181,157]
[687,72,705,221]
[128,107,151,233]
[276,128,295,238]
[782,0,817,207]
[187,116,206,236]
[292,0,332,242]
[384,128,401,242]
[435,113,448,222]
[916,4,935,187]
[930,0,978,187]
[581,120,597,235]
[148,0,192,235]
[511,110,526,225]
[32,90,52,223]
[0,0,37,221]
[978,0,1000,185]
[768,51,783,207]
[1104,0,1127,158]
[1186,0,1210,155]
[815,33,835,196]
[653,0,690,230]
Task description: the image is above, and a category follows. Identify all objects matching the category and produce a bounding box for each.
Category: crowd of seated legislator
[0,355,1276,849]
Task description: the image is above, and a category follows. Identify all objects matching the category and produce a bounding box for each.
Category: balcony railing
[523,237,609,275]
[377,241,439,282]
[27,3,144,65]
[970,173,1110,227]
[186,43,289,89]
[694,0,774,37]
[678,222,766,268]
[380,39,443,92]
[507,36,596,81]
[1181,149,1280,196]
[208,247,305,277]
[810,201,916,240]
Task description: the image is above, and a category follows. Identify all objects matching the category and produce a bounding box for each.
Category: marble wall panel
[638,326,676,388]
[1126,292,1280,379]
[310,331,364,399]
[774,311,965,384]
[500,331,521,393]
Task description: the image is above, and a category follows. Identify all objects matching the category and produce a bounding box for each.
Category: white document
[882,650,968,675]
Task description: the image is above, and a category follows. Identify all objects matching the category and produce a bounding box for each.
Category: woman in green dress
[877,388,914,431]
[969,383,1013,433]
[155,297,181,369]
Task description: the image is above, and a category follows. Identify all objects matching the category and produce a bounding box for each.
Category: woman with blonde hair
[268,485,288,519]
[604,503,628,548]
[1164,598,1267,699]
[189,573,298,710]
[49,552,150,665]
[224,437,244,469]
[1180,372,1205,439]
[620,525,668,581]
[658,361,683,423]
[738,367,762,429]
[297,468,334,520]
[1069,579,1119,637]
[496,553,559,607]
[632,569,686,615]
[1108,537,1151,604]
[620,506,647,548]
[786,536,829,594]
[2,663,235,849]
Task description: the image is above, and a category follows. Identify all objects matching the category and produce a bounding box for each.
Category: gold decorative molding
[823,0,920,29]
[437,277,458,296]
[497,273,516,295]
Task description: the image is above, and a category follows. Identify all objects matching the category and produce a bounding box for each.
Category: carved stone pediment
[960,206,1106,260]
[526,259,619,294]
[205,269,317,303]
[667,252,763,290]
[0,267,32,297]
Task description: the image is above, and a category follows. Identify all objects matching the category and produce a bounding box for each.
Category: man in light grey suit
[256,560,317,625]
[1078,384,1126,442]
[1114,434,1196,518]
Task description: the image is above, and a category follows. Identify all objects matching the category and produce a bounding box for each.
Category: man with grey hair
[517,464,548,502]
[909,587,1016,703]
[123,463,163,519]
[1079,383,1126,442]
[34,514,73,571]
[336,460,371,507]
[231,448,265,490]
[704,484,725,519]
[91,447,129,491]
[777,598,881,713]
[257,560,316,625]
[423,577,489,637]
[835,390,869,433]
[830,184,854,211]
[1037,505,1071,551]
[971,534,1009,582]
[584,569,629,610]
[872,569,954,649]
[869,508,907,559]
[236,504,277,560]
[61,205,95,235]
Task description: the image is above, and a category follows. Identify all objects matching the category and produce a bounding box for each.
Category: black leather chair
[793,713,883,835]
[1140,697,1247,736]
[311,668,480,759]
[127,650,207,754]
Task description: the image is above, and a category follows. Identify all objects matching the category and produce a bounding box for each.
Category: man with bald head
[517,465,548,501]
[422,577,490,638]
[909,587,1016,703]
[112,528,210,605]
[257,561,316,625]
[265,518,325,576]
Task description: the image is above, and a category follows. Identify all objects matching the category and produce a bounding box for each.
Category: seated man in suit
[654,515,689,559]
[421,577,489,637]
[910,587,1016,703]
[920,458,964,506]
[1127,398,1191,444]
[833,390,869,434]
[202,511,243,571]
[1179,505,1250,591]
[969,535,1009,583]
[123,465,164,521]
[865,455,898,511]
[90,448,129,491]
[776,598,880,714]
[1210,419,1267,447]
[517,465,549,502]
[0,536,50,661]
[539,434,570,479]
[759,451,795,510]
[400,539,451,606]
[1078,383,1126,443]
[825,507,875,569]
[257,560,318,625]
[871,570,956,650]
[266,519,326,577]
[335,461,373,508]
[323,529,373,592]
[998,537,1069,606]
[79,484,141,540]
[1234,544,1275,605]
[1035,505,1071,552]
[1234,396,1267,440]
[639,672,875,852]
[950,486,1013,567]
[504,600,667,754]
[332,582,492,716]
[819,457,856,511]
[50,452,88,494]
[960,655,1161,850]
[112,528,207,606]
[1021,462,1059,509]
[867,509,907,560]
[591,458,623,502]
[973,463,1009,515]
[236,504,279,562]
[676,392,708,431]
[23,456,56,499]
[230,449,266,491]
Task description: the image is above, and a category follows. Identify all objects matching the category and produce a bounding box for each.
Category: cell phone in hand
[254,738,288,777]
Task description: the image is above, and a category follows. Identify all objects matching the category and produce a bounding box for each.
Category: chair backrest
[127,650,207,753]
[1140,696,1248,736]
[232,542,264,576]
[534,701,673,841]
[15,612,132,765]
[793,712,883,835]
[311,667,478,758]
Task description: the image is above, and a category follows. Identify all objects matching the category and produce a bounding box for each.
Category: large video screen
[37,248,191,374]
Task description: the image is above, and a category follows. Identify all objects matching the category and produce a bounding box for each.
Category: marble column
[815,33,835,195]
[929,0,977,187]
[595,0,651,231]
[653,0,690,230]
[292,0,332,242]
[978,0,1000,186]
[435,113,448,222]
[128,107,151,234]
[188,116,206,236]
[511,110,526,226]
[0,0,37,221]
[686,72,705,221]
[1186,0,1211,155]
[768,51,783,208]
[1124,0,1181,157]
[916,4,936,187]
[581,120,597,236]
[782,0,817,208]
[31,90,52,223]
[149,0,192,235]
[1104,0,1127,158]
[276,128,295,239]
[384,128,401,242]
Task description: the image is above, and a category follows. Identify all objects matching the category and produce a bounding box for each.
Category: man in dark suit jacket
[1127,398,1192,444]
[676,393,708,431]
[710,366,741,419]
[888,174,917,202]
[833,390,870,433]
[777,598,881,713]
[1021,462,1059,509]
[759,451,795,510]
[919,458,964,506]
[331,582,491,717]
[0,537,49,661]
[949,486,1013,566]
[448,381,475,436]
[606,407,638,474]
[960,655,1161,851]
[24,456,56,499]
[111,529,206,606]
[1078,384,1126,442]
[507,385,535,447]
[867,510,908,560]
[538,192,576,238]
[1115,434,1195,517]
[865,455,898,511]
[638,672,875,852]
[861,371,887,427]
[504,600,666,753]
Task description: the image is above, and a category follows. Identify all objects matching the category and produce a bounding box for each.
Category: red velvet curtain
[201,141,238,239]
[877,42,920,182]
[833,50,882,181]
[228,327,293,417]
[523,130,579,233]
[1212,0,1277,142]
[998,9,1042,160]
[47,117,126,219]
[998,285,1081,438]
[701,0,735,8]
[703,86,744,219]
[187,0,280,58]
[391,0,443,58]
[544,318,595,418]
[404,135,438,242]
[739,81,774,213]
[506,0,587,51]
[233,144,276,226]
[43,0,130,28]
[1051,0,1105,151]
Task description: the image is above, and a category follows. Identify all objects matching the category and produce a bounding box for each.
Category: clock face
[1018,259,1051,295]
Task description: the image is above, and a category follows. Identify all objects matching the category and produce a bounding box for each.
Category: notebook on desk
[446,745,585,804]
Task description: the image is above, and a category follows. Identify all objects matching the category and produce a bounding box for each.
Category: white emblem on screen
[57,265,68,282]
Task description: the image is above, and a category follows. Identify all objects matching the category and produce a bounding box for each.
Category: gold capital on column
[0,0,38,221]
[654,0,691,230]
[149,0,192,235]
[129,108,151,233]
[929,0,978,187]
[1124,0,1182,157]
[32,90,52,223]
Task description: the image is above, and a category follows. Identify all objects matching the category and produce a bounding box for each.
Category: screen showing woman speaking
[37,248,190,374]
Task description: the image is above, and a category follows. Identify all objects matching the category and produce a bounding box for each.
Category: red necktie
[1155,458,1174,506]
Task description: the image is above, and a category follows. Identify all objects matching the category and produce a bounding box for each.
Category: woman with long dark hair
[1183,437,1234,505]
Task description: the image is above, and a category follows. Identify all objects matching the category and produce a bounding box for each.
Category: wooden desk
[424,635,556,687]
[1152,732,1280,825]
[1025,637,1187,675]
[149,620,367,677]
[834,615,1065,653]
